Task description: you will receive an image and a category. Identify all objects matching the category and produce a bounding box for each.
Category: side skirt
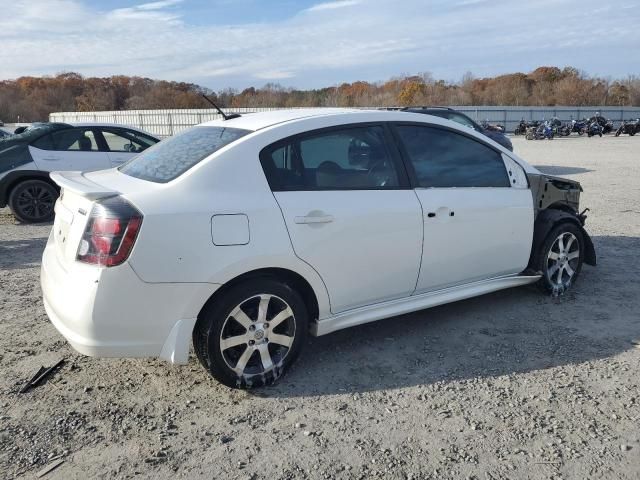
[312,274,541,336]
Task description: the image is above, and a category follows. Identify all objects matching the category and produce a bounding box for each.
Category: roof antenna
[201,94,241,121]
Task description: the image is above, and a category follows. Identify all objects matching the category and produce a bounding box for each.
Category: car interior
[265,129,400,190]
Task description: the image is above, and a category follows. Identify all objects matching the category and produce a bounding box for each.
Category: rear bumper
[41,239,219,364]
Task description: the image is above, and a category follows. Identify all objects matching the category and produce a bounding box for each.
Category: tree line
[1,67,638,123]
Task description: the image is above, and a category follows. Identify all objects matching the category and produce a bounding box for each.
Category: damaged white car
[41,109,596,388]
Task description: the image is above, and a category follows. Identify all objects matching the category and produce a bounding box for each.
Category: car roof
[68,122,156,136]
[198,108,366,131]
[199,108,537,174]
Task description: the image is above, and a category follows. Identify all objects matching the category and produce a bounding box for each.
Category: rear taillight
[77,196,142,267]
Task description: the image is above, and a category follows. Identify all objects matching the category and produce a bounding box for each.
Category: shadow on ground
[251,235,639,398]
[0,236,48,269]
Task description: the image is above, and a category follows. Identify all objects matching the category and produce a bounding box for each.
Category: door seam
[411,189,425,294]
[268,189,334,314]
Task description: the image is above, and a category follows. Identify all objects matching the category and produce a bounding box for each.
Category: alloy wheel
[219,294,296,378]
[546,232,580,291]
[15,184,55,221]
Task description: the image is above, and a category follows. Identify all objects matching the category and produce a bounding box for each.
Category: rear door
[99,127,158,167]
[29,127,111,172]
[392,123,533,293]
[261,124,423,313]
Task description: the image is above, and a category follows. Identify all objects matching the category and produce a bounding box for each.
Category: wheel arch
[0,170,59,207]
[528,208,596,269]
[196,267,321,331]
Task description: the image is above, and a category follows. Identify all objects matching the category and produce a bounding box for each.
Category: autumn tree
[0,67,638,123]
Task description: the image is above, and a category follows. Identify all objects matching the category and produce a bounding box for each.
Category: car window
[119,126,250,183]
[101,129,156,153]
[261,126,401,191]
[32,128,99,152]
[395,125,510,188]
[447,113,477,130]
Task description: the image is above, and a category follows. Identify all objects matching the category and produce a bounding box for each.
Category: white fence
[50,108,286,137]
[50,106,640,137]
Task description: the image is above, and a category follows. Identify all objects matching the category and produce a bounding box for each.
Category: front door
[99,128,158,167]
[393,124,534,293]
[261,124,423,313]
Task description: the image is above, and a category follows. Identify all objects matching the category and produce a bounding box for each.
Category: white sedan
[41,109,596,388]
[0,122,159,223]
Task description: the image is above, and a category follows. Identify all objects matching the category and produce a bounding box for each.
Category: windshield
[119,126,251,183]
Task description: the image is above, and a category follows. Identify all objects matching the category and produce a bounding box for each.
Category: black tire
[8,179,58,223]
[532,222,584,295]
[630,131,636,136]
[193,278,308,388]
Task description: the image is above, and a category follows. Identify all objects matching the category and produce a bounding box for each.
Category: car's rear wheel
[193,278,308,388]
[8,179,57,223]
[535,223,584,295]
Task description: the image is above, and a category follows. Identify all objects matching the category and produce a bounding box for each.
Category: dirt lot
[1,135,639,480]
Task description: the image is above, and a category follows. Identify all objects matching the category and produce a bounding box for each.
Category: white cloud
[255,71,296,80]
[136,0,183,11]
[305,0,361,12]
[0,0,637,88]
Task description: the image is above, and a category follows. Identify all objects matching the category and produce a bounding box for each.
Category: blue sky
[1,0,639,90]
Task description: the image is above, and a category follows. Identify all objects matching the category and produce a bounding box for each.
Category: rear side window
[395,125,509,188]
[119,126,250,183]
[33,128,99,151]
[261,125,402,191]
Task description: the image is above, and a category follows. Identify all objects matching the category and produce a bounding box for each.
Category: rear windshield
[119,126,251,183]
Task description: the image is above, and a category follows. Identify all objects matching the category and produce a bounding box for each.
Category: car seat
[78,136,92,151]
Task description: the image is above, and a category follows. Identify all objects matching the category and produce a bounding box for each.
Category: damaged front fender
[530,208,596,267]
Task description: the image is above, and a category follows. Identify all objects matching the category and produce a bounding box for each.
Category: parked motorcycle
[586,120,603,137]
[603,119,614,134]
[526,121,554,140]
[571,119,588,135]
[615,119,639,136]
[514,120,527,135]
[587,115,613,134]
[549,117,571,137]
[514,119,540,135]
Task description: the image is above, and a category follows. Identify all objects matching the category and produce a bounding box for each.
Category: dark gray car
[402,107,513,151]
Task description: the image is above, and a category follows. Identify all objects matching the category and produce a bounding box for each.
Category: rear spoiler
[50,171,119,200]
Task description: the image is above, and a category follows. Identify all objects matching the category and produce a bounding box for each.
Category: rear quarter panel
[124,134,332,317]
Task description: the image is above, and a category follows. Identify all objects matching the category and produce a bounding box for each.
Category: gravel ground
[1,134,639,480]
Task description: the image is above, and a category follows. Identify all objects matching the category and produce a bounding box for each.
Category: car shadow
[255,235,639,398]
[534,165,594,175]
[0,236,48,270]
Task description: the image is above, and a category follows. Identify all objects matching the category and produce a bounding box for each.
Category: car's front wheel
[193,278,308,388]
[8,179,58,223]
[535,223,584,295]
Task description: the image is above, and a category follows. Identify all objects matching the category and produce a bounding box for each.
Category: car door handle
[426,209,455,219]
[294,214,334,224]
[42,157,61,161]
